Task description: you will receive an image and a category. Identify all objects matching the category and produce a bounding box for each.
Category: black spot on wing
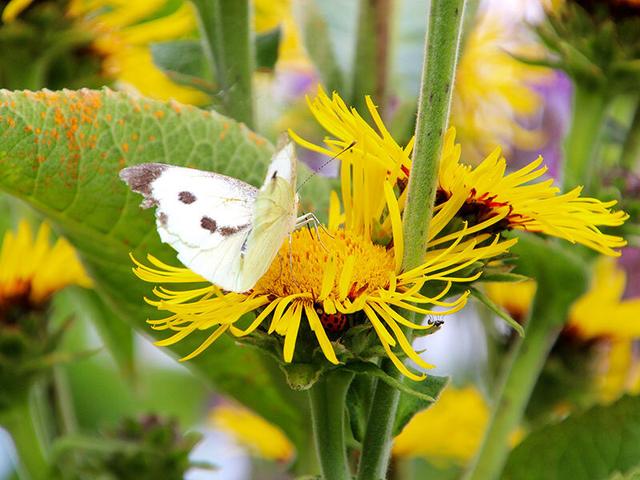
[158,212,168,226]
[178,191,196,204]
[119,163,167,209]
[219,224,250,237]
[119,163,166,195]
[201,216,217,233]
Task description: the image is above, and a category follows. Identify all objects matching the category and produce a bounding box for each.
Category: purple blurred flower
[300,148,340,177]
[620,247,640,299]
[273,67,318,103]
[512,70,573,179]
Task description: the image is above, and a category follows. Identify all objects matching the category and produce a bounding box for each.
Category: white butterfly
[120,141,317,293]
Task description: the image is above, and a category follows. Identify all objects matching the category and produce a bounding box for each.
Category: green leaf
[346,374,375,443]
[150,40,217,96]
[151,40,210,79]
[479,272,531,283]
[0,88,306,446]
[255,27,281,71]
[470,286,524,337]
[346,364,448,442]
[504,395,640,480]
[393,375,449,437]
[343,362,437,402]
[511,233,588,328]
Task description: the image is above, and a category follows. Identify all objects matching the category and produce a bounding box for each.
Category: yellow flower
[294,87,628,257]
[133,90,515,380]
[393,386,490,464]
[71,0,209,105]
[452,13,550,163]
[436,129,629,256]
[566,257,640,402]
[568,257,640,339]
[484,280,536,322]
[254,0,309,69]
[211,404,294,462]
[486,257,640,404]
[595,340,640,403]
[0,221,92,307]
[1,0,32,22]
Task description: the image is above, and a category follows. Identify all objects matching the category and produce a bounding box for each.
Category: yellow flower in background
[568,258,640,339]
[133,90,515,380]
[484,279,536,322]
[254,0,309,69]
[484,257,640,404]
[393,386,490,464]
[211,404,294,462]
[71,0,209,105]
[567,257,640,402]
[0,221,92,307]
[1,0,31,22]
[452,13,550,163]
[596,340,640,403]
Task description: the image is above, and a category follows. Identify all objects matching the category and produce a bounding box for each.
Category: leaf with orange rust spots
[0,88,317,449]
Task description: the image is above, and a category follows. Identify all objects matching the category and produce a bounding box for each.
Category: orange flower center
[253,229,395,301]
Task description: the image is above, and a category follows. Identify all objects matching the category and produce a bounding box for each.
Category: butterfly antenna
[296,141,356,193]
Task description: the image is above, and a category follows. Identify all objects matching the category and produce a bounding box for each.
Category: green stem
[191,0,254,127]
[1,393,49,480]
[355,376,403,480]
[463,311,561,480]
[620,98,640,170]
[562,83,610,191]
[53,367,77,435]
[308,369,354,480]
[401,0,465,272]
[464,235,588,480]
[351,0,393,116]
[191,0,223,78]
[356,2,466,479]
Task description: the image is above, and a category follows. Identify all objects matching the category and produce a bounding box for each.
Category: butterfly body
[120,142,298,293]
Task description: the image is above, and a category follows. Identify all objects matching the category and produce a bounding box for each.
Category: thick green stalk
[463,307,562,480]
[356,2,466,479]
[191,0,254,127]
[620,98,640,170]
[308,370,354,480]
[401,0,465,271]
[1,394,49,479]
[563,83,610,190]
[354,375,403,480]
[464,235,588,480]
[351,0,393,116]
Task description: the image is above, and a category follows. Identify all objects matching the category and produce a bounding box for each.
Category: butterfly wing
[236,142,299,291]
[120,163,258,291]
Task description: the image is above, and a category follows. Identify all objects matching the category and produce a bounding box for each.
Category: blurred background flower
[452,10,551,164]
[0,221,91,408]
[211,404,294,464]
